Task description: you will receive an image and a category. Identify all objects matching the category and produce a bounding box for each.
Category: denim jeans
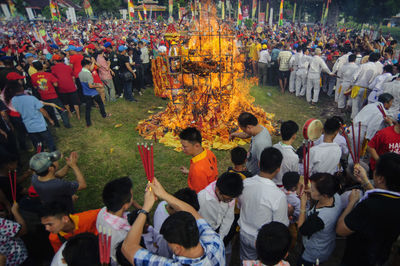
[122,81,134,101]
[43,98,71,128]
[84,95,106,126]
[28,129,56,152]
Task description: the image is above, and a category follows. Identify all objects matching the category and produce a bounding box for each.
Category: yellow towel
[338,85,342,94]
[351,85,362,99]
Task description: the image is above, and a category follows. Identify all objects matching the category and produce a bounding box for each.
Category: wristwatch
[137,209,149,216]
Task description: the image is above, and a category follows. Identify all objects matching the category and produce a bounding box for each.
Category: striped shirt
[133,219,225,266]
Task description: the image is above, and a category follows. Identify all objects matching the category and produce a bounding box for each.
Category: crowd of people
[0,17,400,266]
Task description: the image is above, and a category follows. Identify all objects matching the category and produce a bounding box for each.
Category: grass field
[53,84,323,211]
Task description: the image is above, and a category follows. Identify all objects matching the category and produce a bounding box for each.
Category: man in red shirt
[179,127,218,193]
[51,54,80,120]
[68,46,84,100]
[31,61,71,128]
[367,114,400,171]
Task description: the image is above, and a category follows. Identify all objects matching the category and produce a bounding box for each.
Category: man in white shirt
[296,47,310,97]
[308,118,342,175]
[306,48,333,104]
[258,44,271,86]
[238,147,289,260]
[333,49,352,102]
[337,54,359,111]
[272,120,299,186]
[351,53,381,119]
[277,44,292,93]
[368,65,393,104]
[139,41,151,86]
[288,46,302,93]
[198,172,243,241]
[382,76,400,120]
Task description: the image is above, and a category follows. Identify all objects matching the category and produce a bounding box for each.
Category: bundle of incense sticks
[302,140,312,186]
[137,143,154,182]
[8,170,17,203]
[98,226,112,266]
[341,122,362,164]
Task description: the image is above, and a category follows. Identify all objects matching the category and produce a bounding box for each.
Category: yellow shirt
[28,66,37,76]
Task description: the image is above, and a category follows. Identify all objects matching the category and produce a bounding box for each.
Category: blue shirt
[11,94,47,133]
[133,219,225,266]
[271,48,281,62]
[78,68,98,96]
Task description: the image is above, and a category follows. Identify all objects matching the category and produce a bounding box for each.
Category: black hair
[378,93,394,104]
[259,147,283,174]
[348,54,356,62]
[160,211,199,249]
[390,40,397,46]
[216,172,244,198]
[282,172,300,191]
[32,61,43,71]
[375,153,400,192]
[369,52,380,62]
[280,120,299,141]
[81,58,91,67]
[332,116,344,125]
[0,153,18,168]
[231,146,247,166]
[62,233,101,266]
[256,222,291,265]
[173,188,200,211]
[179,127,202,144]
[39,201,70,219]
[324,117,341,135]
[309,173,340,197]
[115,241,133,266]
[383,65,393,74]
[102,177,133,212]
[238,112,258,127]
[3,80,23,104]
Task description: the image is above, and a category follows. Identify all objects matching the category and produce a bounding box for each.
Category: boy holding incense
[308,117,342,175]
[179,127,218,193]
[96,177,141,265]
[227,147,252,179]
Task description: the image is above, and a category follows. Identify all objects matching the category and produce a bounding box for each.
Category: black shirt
[342,191,400,266]
[118,54,130,73]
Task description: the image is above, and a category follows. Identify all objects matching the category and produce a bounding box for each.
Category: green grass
[53,84,321,211]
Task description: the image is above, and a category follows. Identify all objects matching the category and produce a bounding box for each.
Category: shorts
[59,91,80,106]
[279,70,290,79]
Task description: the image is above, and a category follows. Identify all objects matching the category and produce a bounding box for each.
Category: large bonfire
[137,1,276,151]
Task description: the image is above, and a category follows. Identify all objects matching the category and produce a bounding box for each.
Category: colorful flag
[252,0,257,19]
[237,0,242,26]
[323,0,331,23]
[50,0,60,20]
[191,1,194,19]
[128,0,135,20]
[293,0,297,22]
[7,0,15,16]
[266,0,269,23]
[169,0,173,19]
[83,0,93,17]
[221,0,225,20]
[138,11,143,21]
[143,3,147,20]
[178,3,181,19]
[278,0,284,26]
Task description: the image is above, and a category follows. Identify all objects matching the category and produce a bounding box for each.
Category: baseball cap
[86,43,95,50]
[6,72,24,80]
[75,46,83,52]
[49,44,59,49]
[398,113,400,122]
[65,45,76,51]
[103,42,111,48]
[52,54,62,61]
[25,53,36,59]
[118,45,127,52]
[29,151,61,174]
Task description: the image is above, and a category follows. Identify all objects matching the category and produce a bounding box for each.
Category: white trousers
[295,72,307,96]
[306,78,321,103]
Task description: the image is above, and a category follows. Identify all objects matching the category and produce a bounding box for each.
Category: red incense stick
[357,122,361,162]
[342,128,356,163]
[106,229,112,264]
[150,144,154,181]
[351,123,357,163]
[8,170,17,203]
[98,227,104,264]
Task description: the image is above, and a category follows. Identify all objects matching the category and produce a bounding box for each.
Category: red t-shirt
[91,68,102,84]
[31,72,58,100]
[69,54,84,78]
[368,126,400,170]
[51,63,77,93]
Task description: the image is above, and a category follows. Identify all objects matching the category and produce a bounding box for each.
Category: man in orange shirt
[179,127,218,193]
[39,201,100,252]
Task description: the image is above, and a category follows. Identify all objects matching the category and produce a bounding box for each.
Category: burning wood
[138,1,277,151]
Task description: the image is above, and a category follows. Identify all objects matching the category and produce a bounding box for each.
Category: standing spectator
[230,112,272,175]
[382,75,400,120]
[31,61,71,128]
[51,54,80,120]
[0,203,28,266]
[368,65,393,104]
[30,151,87,212]
[258,44,270,87]
[132,42,145,95]
[270,43,281,85]
[107,42,123,98]
[118,46,137,102]
[238,147,289,260]
[295,47,310,97]
[337,153,400,266]
[298,173,342,266]
[277,44,292,93]
[79,59,110,127]
[140,41,151,86]
[272,120,299,186]
[97,49,116,102]
[337,54,359,112]
[179,127,218,193]
[10,81,56,151]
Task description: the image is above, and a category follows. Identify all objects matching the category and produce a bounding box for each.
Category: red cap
[6,72,25,80]
[344,40,351,44]
[86,43,95,50]
[52,54,62,61]
[69,40,75,45]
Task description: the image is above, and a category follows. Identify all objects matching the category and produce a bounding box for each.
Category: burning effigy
[137,1,276,151]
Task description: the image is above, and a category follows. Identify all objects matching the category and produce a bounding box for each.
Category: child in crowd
[243,222,291,266]
[273,120,299,186]
[282,172,301,249]
[227,147,253,179]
